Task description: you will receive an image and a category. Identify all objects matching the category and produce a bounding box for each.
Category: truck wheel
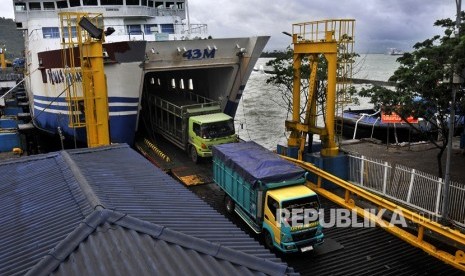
[190,146,199,163]
[224,195,235,214]
[264,231,274,250]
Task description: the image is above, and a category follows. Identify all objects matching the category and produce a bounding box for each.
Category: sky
[0,0,459,53]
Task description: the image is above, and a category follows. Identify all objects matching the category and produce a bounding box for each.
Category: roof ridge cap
[108,212,290,275]
[60,151,104,210]
[27,210,291,276]
[25,210,112,276]
[0,151,58,166]
[65,144,129,155]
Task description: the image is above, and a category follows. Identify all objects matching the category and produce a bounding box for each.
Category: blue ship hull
[33,95,138,145]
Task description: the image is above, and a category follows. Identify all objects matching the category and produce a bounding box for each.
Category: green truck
[149,90,237,162]
[212,141,324,253]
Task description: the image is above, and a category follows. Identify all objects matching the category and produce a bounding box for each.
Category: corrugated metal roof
[0,153,91,276]
[0,144,294,275]
[27,210,288,276]
[67,145,283,262]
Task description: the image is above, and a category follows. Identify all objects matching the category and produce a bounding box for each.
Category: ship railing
[107,24,208,42]
[352,110,380,139]
[183,24,209,36]
[14,6,185,19]
[346,153,465,227]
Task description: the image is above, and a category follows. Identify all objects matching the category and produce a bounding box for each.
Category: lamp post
[442,0,462,222]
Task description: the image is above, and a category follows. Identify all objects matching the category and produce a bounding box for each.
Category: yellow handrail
[280,154,465,271]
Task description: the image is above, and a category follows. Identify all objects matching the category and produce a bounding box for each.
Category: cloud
[189,0,457,52]
[0,0,457,53]
[0,0,14,19]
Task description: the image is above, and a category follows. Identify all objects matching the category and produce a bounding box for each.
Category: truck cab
[188,113,237,163]
[263,185,323,253]
[212,141,325,253]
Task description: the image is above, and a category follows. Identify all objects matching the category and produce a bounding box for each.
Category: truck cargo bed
[212,141,306,185]
[156,90,206,107]
[212,141,307,221]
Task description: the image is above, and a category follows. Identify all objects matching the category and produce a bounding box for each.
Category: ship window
[148,0,153,7]
[69,0,81,7]
[165,2,174,8]
[171,78,176,88]
[42,27,60,39]
[150,78,155,85]
[15,3,27,11]
[83,0,97,5]
[29,2,41,10]
[188,79,193,90]
[179,79,184,89]
[157,78,161,85]
[160,24,174,34]
[56,0,68,8]
[144,24,158,34]
[141,0,147,5]
[101,0,123,4]
[43,2,55,9]
[63,26,77,38]
[155,1,163,8]
[176,2,183,9]
[126,0,139,5]
[127,25,142,35]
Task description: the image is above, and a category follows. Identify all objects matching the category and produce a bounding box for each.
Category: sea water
[235,54,401,149]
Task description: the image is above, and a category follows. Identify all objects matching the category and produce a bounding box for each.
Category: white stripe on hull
[34,99,139,107]
[34,107,137,116]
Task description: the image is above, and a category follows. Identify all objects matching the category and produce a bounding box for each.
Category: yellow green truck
[212,141,324,253]
[149,90,237,162]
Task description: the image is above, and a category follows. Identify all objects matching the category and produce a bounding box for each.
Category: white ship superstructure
[13,0,269,144]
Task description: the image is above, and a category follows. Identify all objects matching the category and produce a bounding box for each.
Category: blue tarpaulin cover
[212,141,305,185]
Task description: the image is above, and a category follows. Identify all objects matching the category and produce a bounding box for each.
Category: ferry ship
[12,0,269,145]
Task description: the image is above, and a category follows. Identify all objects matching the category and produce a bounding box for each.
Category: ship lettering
[182,48,216,60]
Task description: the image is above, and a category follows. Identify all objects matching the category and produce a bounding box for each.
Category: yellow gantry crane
[59,12,110,148]
[285,19,355,159]
[283,20,465,272]
[0,47,6,70]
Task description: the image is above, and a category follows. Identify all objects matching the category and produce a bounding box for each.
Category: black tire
[264,231,274,250]
[224,195,235,214]
[190,146,199,163]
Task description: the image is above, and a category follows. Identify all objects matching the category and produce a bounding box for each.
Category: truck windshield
[200,119,235,139]
[282,195,320,222]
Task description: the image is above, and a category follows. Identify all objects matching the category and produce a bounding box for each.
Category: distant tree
[359,12,465,177]
[0,18,25,59]
[265,46,358,128]
[260,50,286,58]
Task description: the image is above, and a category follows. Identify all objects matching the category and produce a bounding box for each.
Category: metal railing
[347,154,465,227]
[280,154,465,272]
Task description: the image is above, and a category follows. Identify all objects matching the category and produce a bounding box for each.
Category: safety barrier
[347,154,465,227]
[143,138,171,163]
[280,155,465,272]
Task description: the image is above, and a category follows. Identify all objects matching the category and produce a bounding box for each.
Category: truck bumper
[198,150,212,158]
[278,233,324,253]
